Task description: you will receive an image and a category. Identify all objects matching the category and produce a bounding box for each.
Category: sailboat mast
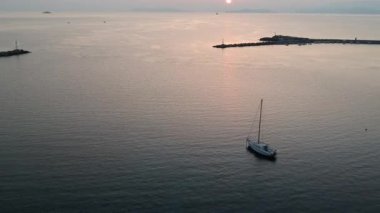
[257,99,263,143]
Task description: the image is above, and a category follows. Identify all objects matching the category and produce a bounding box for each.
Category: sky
[1,0,379,13]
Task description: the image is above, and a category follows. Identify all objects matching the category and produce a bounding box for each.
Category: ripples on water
[1,13,380,212]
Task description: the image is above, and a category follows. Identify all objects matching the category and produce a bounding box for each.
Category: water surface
[1,12,380,212]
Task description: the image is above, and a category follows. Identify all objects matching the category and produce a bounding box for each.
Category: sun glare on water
[226,0,232,4]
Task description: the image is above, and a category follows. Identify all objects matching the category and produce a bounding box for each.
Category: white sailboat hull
[247,138,276,158]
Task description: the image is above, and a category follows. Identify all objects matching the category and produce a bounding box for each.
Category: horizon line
[0,10,380,15]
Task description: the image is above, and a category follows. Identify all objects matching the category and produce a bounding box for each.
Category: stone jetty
[0,49,31,57]
[213,35,380,49]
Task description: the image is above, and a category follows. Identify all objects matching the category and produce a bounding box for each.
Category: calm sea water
[1,12,380,212]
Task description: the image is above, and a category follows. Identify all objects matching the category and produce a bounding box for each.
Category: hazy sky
[1,0,379,13]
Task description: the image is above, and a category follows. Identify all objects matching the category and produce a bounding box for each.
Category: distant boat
[42,11,52,14]
[246,99,277,158]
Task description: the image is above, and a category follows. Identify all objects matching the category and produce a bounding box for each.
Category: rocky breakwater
[213,35,380,49]
[0,49,31,57]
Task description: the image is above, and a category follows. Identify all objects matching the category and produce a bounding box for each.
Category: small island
[213,35,380,49]
[0,41,31,57]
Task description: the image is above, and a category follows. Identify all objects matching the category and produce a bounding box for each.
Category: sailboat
[246,99,277,158]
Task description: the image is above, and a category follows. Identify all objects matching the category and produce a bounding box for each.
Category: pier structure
[0,41,30,57]
[213,35,380,49]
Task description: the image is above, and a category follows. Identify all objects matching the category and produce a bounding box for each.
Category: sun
[226,0,232,4]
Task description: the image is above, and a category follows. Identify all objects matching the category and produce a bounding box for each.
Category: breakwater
[0,49,30,57]
[213,35,380,49]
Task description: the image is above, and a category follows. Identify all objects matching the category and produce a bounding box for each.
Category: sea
[1,12,380,212]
